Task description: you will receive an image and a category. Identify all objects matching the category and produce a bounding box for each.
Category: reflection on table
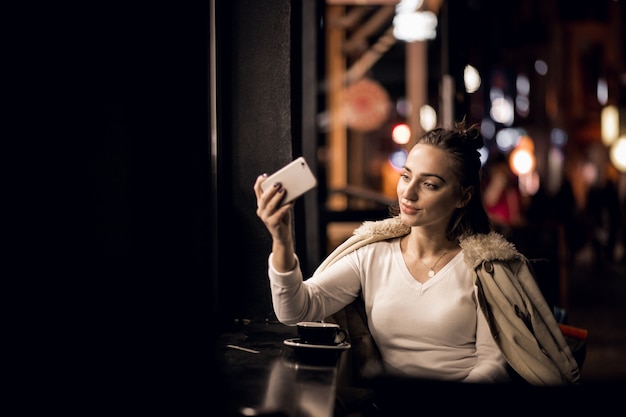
[252,357,338,417]
[214,321,345,417]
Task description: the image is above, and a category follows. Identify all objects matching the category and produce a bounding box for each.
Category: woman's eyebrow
[402,166,447,183]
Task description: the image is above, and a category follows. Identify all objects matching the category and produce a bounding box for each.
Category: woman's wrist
[270,251,298,273]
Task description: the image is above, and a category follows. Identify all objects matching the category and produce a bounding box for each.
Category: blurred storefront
[319,0,625,219]
[317,0,626,307]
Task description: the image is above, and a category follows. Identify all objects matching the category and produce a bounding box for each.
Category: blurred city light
[389,148,408,170]
[510,149,535,175]
[546,147,565,195]
[478,146,489,166]
[519,170,540,196]
[550,128,568,148]
[393,12,438,42]
[601,105,619,146]
[516,74,530,96]
[396,97,410,118]
[392,123,411,145]
[534,59,548,75]
[509,136,536,176]
[419,105,437,131]
[597,78,608,105]
[395,0,422,14]
[489,88,514,125]
[464,65,481,93]
[393,0,437,42]
[610,137,626,173]
[495,128,520,152]
[515,95,529,117]
[480,118,496,139]
[515,74,530,117]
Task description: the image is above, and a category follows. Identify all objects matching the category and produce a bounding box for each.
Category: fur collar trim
[460,231,524,269]
[353,216,410,239]
[352,216,523,269]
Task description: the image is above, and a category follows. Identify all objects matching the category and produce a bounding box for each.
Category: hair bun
[454,120,483,151]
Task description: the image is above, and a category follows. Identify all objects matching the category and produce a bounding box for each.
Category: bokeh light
[610,137,626,173]
[464,65,481,93]
[396,97,410,118]
[495,128,520,153]
[389,148,408,170]
[489,88,514,126]
[481,118,496,139]
[420,105,437,131]
[519,171,540,196]
[601,105,619,146]
[478,146,489,166]
[597,78,608,105]
[510,149,535,175]
[509,135,536,175]
[515,95,529,117]
[550,128,568,148]
[534,59,548,75]
[393,0,438,43]
[516,74,530,96]
[392,123,411,145]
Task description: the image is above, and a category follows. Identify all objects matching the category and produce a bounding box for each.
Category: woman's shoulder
[314,218,407,275]
[352,236,400,254]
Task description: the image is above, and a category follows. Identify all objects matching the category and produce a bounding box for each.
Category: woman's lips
[401,203,418,214]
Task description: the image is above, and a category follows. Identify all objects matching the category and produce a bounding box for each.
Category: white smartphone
[261,157,317,206]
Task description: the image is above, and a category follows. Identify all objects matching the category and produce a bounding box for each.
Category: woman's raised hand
[254,174,294,243]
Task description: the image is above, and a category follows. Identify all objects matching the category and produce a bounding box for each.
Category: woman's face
[397,144,468,229]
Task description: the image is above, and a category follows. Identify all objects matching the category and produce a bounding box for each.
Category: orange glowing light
[509,136,536,175]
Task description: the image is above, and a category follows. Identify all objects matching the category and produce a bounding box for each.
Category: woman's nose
[400,186,417,201]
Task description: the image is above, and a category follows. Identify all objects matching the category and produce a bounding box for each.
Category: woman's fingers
[255,174,290,217]
[254,174,269,200]
[255,174,273,210]
[254,174,294,241]
[263,185,287,212]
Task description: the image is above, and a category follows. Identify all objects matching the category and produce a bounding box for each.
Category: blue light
[550,128,568,148]
[389,149,408,170]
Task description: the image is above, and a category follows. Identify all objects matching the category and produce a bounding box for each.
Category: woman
[254,122,579,386]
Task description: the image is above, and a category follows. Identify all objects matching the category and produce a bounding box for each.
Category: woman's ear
[457,186,473,208]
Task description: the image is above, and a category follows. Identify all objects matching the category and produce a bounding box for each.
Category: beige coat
[321,216,581,386]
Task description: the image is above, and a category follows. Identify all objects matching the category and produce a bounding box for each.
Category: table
[213,320,343,417]
[212,318,626,416]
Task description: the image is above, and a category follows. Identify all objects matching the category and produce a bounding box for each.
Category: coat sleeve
[475,258,581,385]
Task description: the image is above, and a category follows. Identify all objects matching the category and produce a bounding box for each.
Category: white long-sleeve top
[268,238,510,383]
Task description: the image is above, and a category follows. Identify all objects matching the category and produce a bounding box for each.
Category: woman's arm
[268,251,363,325]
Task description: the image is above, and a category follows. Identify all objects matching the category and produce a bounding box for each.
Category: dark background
[12,1,313,408]
[11,3,216,407]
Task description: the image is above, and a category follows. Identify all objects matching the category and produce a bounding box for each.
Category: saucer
[284,338,351,366]
[284,337,351,350]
